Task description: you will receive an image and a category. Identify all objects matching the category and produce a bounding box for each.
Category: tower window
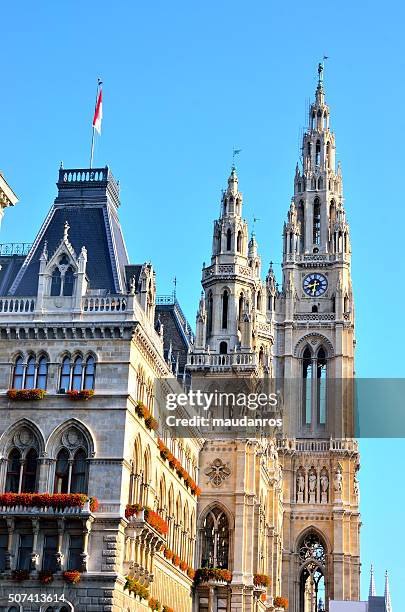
[201,508,229,569]
[50,268,62,296]
[219,341,227,355]
[317,348,327,424]
[315,140,321,166]
[207,292,213,334]
[237,230,242,252]
[303,348,312,425]
[222,290,229,329]
[63,266,75,296]
[226,229,232,251]
[12,356,24,389]
[313,198,321,245]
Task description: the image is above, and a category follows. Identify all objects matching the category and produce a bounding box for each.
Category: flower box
[125,504,169,536]
[67,389,94,401]
[39,570,54,585]
[254,573,270,587]
[274,596,289,609]
[195,567,232,584]
[172,555,180,567]
[124,576,149,600]
[63,570,81,584]
[0,492,98,512]
[162,607,174,612]
[187,567,196,580]
[163,548,174,560]
[11,569,30,582]
[7,388,46,401]
[180,560,188,572]
[149,597,161,611]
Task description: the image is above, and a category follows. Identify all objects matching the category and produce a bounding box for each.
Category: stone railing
[294,313,335,321]
[203,262,255,280]
[57,166,120,199]
[276,438,358,453]
[82,295,127,312]
[0,297,35,313]
[0,243,32,256]
[187,352,257,369]
[285,253,350,264]
[0,501,92,516]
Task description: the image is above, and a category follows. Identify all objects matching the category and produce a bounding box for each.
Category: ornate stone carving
[62,427,83,449]
[320,469,329,504]
[204,458,231,487]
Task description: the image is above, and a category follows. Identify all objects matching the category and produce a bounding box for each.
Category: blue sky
[1,0,404,606]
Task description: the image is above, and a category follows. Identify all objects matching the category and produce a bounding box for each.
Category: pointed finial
[369,564,376,597]
[63,220,70,241]
[384,570,392,612]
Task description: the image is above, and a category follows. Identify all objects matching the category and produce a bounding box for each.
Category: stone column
[55,518,65,571]
[80,516,94,571]
[30,518,40,570]
[5,517,15,570]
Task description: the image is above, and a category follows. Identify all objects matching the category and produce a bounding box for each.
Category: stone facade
[0,65,360,612]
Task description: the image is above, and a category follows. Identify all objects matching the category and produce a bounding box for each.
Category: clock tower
[275,64,361,611]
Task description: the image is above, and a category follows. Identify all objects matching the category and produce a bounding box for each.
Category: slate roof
[155,296,194,376]
[7,167,130,296]
[0,255,25,295]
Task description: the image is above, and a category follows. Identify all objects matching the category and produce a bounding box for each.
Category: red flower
[7,388,46,401]
[11,569,29,582]
[164,548,174,560]
[172,555,180,567]
[63,570,81,584]
[149,598,161,611]
[180,560,188,572]
[38,570,54,585]
[126,504,169,536]
[254,574,270,587]
[67,389,94,401]
[0,492,98,512]
[187,567,196,580]
[195,568,232,584]
[274,596,289,609]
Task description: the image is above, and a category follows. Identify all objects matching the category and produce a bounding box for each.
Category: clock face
[303,273,328,297]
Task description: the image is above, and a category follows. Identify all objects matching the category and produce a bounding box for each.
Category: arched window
[84,356,95,390]
[223,198,227,215]
[317,348,327,425]
[222,290,228,329]
[256,291,262,311]
[21,448,38,492]
[307,142,312,158]
[237,231,242,252]
[63,266,74,296]
[201,508,229,569]
[72,356,83,391]
[24,356,36,389]
[12,356,24,389]
[318,177,323,190]
[207,292,213,335]
[37,356,48,390]
[313,198,321,245]
[312,305,318,313]
[315,140,321,166]
[51,268,62,296]
[5,448,21,492]
[298,200,305,252]
[60,357,71,391]
[219,341,227,355]
[70,449,87,493]
[326,141,330,167]
[54,446,88,494]
[238,293,244,322]
[54,448,69,493]
[303,348,312,425]
[226,228,232,251]
[299,532,327,612]
[5,447,38,493]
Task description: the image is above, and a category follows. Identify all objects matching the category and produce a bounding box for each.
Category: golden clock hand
[311,281,319,295]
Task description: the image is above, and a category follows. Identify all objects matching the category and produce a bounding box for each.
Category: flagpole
[90,78,101,169]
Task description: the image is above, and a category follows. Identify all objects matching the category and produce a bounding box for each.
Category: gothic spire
[384,570,392,612]
[369,564,376,597]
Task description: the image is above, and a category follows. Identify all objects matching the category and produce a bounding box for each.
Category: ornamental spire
[369,564,376,597]
[384,570,392,612]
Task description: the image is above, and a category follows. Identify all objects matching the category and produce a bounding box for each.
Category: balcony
[187,351,258,372]
[125,506,167,553]
[276,438,358,453]
[0,493,97,517]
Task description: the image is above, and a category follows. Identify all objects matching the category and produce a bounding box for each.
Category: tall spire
[369,564,376,596]
[384,570,392,612]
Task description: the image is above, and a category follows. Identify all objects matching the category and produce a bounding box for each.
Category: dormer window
[63,266,74,296]
[50,255,76,297]
[51,268,62,296]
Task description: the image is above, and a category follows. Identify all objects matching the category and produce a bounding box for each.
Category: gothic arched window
[317,348,327,425]
[84,356,95,390]
[201,508,229,569]
[54,445,89,494]
[207,292,213,335]
[5,447,38,493]
[37,355,48,390]
[237,231,242,253]
[298,532,327,612]
[256,291,262,311]
[313,198,321,245]
[12,356,24,389]
[226,229,232,251]
[303,348,312,425]
[54,448,69,493]
[51,268,62,296]
[72,356,83,391]
[63,266,75,296]
[60,356,71,391]
[298,200,305,252]
[315,140,321,166]
[219,341,227,355]
[222,290,229,329]
[70,449,87,493]
[24,356,36,389]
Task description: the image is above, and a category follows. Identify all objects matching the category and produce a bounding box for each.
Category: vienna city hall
[0,67,362,612]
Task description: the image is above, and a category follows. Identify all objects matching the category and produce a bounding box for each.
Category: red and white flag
[92,86,103,134]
